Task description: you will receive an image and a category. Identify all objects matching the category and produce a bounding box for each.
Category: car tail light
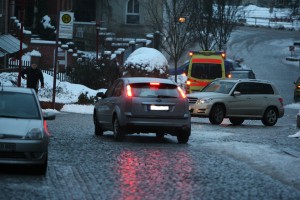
[278,98,284,107]
[177,87,186,98]
[126,85,133,97]
[150,82,160,86]
[44,120,51,136]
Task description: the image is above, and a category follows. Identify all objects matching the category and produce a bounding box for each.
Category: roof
[0,34,28,57]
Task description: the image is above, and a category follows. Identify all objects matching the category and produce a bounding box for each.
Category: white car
[187,79,284,126]
[0,86,55,175]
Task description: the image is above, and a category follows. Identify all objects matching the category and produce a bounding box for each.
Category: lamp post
[95,23,100,62]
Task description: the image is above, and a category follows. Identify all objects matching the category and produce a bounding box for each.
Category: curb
[286,57,300,61]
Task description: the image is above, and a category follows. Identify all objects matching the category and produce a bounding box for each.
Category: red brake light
[278,98,284,107]
[43,120,51,136]
[126,85,133,97]
[150,82,160,86]
[177,87,186,98]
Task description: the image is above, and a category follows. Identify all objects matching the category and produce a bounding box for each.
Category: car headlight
[197,98,212,104]
[25,128,43,140]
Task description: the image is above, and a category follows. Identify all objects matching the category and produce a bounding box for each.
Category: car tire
[156,133,164,141]
[209,104,225,125]
[229,117,244,125]
[113,117,125,141]
[177,129,190,144]
[35,155,48,175]
[94,114,103,136]
[262,107,278,126]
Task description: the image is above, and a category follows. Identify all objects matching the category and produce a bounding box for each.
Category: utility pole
[52,0,60,109]
[17,0,25,87]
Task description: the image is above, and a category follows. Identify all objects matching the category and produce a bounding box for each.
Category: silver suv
[187,79,284,126]
[93,77,191,143]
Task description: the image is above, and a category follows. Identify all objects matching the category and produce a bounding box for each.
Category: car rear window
[130,83,180,98]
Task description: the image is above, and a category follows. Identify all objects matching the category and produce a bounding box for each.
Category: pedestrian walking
[21,62,44,94]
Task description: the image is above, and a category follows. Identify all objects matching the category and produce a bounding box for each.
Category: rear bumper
[123,115,191,135]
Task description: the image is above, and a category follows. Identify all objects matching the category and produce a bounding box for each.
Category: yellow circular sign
[61,14,71,24]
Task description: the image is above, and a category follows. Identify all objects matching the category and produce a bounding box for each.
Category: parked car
[294,77,300,102]
[224,59,244,77]
[93,77,191,143]
[228,69,256,79]
[0,86,55,175]
[187,78,284,126]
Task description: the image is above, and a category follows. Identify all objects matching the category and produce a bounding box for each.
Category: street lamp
[95,23,100,62]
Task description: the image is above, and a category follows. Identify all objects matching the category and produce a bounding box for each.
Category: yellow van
[186,51,226,93]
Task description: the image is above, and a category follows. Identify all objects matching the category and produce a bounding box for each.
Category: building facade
[95,0,163,38]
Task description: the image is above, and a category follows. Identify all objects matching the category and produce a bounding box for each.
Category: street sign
[289,46,295,51]
[59,12,74,39]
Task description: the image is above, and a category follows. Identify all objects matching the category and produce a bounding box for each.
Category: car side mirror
[43,112,56,120]
[233,91,241,96]
[95,92,105,100]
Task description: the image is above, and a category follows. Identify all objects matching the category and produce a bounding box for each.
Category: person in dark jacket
[21,63,44,94]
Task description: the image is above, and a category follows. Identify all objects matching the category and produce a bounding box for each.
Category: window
[75,27,84,38]
[126,0,140,24]
[191,63,222,79]
[131,83,180,98]
[113,81,124,97]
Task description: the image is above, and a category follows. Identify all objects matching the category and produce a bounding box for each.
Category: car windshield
[201,80,235,94]
[131,83,180,98]
[191,63,222,79]
[0,92,41,119]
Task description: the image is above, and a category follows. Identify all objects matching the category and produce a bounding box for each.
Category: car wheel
[156,133,164,141]
[177,129,190,144]
[262,107,278,126]
[113,117,125,141]
[94,114,103,136]
[209,104,225,125]
[229,117,244,125]
[35,155,48,175]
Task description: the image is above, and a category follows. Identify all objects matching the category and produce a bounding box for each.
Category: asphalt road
[1,27,300,200]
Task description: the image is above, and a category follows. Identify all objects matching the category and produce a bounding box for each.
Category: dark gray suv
[93,77,191,143]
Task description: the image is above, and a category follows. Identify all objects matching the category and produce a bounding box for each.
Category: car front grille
[187,97,198,104]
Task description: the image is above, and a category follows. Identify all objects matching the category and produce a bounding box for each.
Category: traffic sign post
[289,45,295,57]
[59,12,74,39]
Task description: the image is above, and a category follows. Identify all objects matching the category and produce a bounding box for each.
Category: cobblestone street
[1,108,300,200]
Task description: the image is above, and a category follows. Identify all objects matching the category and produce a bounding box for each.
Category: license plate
[150,105,169,111]
[0,143,16,151]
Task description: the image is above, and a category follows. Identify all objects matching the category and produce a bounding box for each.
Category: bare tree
[214,0,242,51]
[191,0,242,51]
[145,0,194,82]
